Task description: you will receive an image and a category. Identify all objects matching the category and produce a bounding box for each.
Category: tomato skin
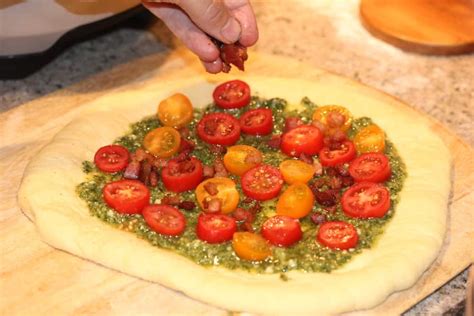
[196,213,237,244]
[103,179,150,214]
[157,93,193,128]
[239,108,273,136]
[262,215,302,247]
[280,125,323,157]
[317,221,358,250]
[241,165,284,201]
[142,204,186,236]
[279,159,315,184]
[232,232,272,261]
[143,126,181,158]
[276,183,315,219]
[161,157,203,192]
[342,182,391,218]
[196,113,241,146]
[319,140,357,167]
[349,153,391,183]
[195,177,240,214]
[354,124,385,154]
[94,145,130,173]
[213,80,251,109]
[223,145,262,176]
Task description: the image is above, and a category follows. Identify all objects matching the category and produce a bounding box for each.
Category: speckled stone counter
[1,0,471,314]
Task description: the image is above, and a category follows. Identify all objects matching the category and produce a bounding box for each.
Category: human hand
[142,0,258,73]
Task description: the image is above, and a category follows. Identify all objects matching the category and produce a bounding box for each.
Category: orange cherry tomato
[276,183,315,219]
[279,159,315,184]
[353,124,386,153]
[195,177,240,214]
[232,232,272,261]
[312,105,353,133]
[223,145,263,176]
[143,126,181,158]
[157,93,193,128]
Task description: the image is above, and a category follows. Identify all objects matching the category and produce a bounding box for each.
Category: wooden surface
[360,0,474,55]
[1,51,473,315]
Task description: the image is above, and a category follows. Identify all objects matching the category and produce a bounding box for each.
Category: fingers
[201,59,224,74]
[224,0,258,46]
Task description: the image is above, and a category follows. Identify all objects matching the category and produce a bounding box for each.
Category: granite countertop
[0,0,471,314]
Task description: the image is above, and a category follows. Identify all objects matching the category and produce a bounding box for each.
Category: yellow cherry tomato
[279,159,315,184]
[143,126,181,158]
[195,177,240,214]
[312,105,353,133]
[232,232,272,261]
[353,124,386,153]
[157,93,194,128]
[223,145,263,176]
[276,183,315,219]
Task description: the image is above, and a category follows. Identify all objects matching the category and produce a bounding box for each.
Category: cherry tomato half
[157,93,194,128]
[280,125,323,157]
[342,182,391,218]
[94,144,130,173]
[223,145,262,176]
[195,177,240,214]
[142,204,186,236]
[241,164,284,201]
[239,108,273,135]
[317,221,358,250]
[353,124,386,154]
[262,215,302,247]
[196,213,237,244]
[312,105,353,133]
[196,112,241,146]
[143,126,181,158]
[319,140,357,167]
[276,183,315,219]
[103,179,150,214]
[349,153,391,183]
[232,232,272,261]
[213,80,251,109]
[279,159,316,184]
[161,157,203,192]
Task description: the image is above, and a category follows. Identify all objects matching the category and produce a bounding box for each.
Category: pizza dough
[18,76,451,315]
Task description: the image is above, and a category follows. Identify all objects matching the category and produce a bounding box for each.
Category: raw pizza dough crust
[18,76,451,315]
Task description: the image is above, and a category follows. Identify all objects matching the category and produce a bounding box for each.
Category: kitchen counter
[1,0,471,314]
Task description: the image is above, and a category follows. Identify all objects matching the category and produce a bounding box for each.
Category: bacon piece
[210,144,227,155]
[313,159,323,176]
[205,198,222,213]
[244,151,262,164]
[217,42,248,73]
[123,160,141,180]
[152,157,167,169]
[240,221,254,232]
[232,208,255,222]
[149,170,159,187]
[178,201,196,210]
[310,212,327,225]
[203,165,215,179]
[341,176,354,187]
[327,111,346,128]
[179,138,195,154]
[314,190,338,207]
[161,194,180,206]
[284,117,304,132]
[134,148,147,162]
[267,134,281,149]
[139,160,152,185]
[336,164,350,177]
[204,182,219,196]
[213,158,228,177]
[298,153,313,165]
[329,176,342,190]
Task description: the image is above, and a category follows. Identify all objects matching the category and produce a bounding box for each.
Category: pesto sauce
[77,97,406,274]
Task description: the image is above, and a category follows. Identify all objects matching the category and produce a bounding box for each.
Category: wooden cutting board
[1,50,472,315]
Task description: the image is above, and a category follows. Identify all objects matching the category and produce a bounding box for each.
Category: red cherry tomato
[262,215,302,247]
[161,157,203,192]
[280,125,323,157]
[239,108,273,135]
[142,204,186,236]
[196,213,237,244]
[342,182,391,218]
[317,221,358,250]
[241,164,284,201]
[197,112,241,146]
[103,179,150,214]
[213,80,251,109]
[319,140,357,167]
[94,145,130,173]
[349,153,391,183]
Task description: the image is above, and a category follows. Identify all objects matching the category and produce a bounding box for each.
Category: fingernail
[221,18,241,43]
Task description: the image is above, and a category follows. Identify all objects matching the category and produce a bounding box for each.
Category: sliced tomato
[312,105,353,133]
[213,80,251,109]
[195,177,240,214]
[142,204,186,236]
[349,153,391,183]
[103,179,150,214]
[262,215,302,247]
[157,93,194,128]
[232,232,272,261]
[279,159,316,184]
[342,182,391,218]
[241,164,283,201]
[276,183,315,219]
[319,140,356,167]
[196,213,237,244]
[239,108,273,135]
[223,145,262,176]
[196,113,241,146]
[94,144,130,173]
[353,124,386,154]
[143,126,181,158]
[317,221,358,250]
[280,125,323,157]
[161,157,203,192]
